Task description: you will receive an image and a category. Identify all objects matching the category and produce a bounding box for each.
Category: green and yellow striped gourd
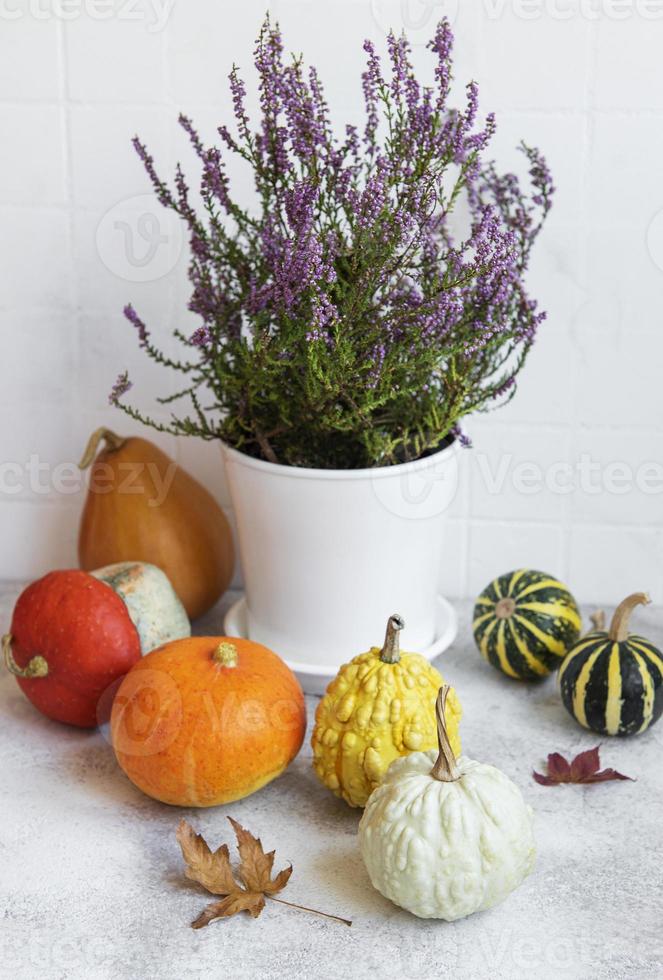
[473,570,581,680]
[559,592,663,736]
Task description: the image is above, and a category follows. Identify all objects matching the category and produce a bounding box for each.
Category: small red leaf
[533,746,633,786]
[547,752,572,780]
[532,771,561,787]
[579,767,633,784]
[569,746,602,782]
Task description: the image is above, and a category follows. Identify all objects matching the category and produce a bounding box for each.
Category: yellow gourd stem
[212,642,238,667]
[379,614,405,664]
[430,685,460,783]
[608,592,651,643]
[2,633,49,679]
[78,428,127,470]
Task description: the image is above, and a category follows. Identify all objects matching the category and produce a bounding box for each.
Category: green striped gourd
[559,592,663,736]
[473,570,581,680]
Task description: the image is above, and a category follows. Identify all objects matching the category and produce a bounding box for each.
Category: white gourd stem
[78,427,127,470]
[608,592,650,643]
[379,614,405,664]
[2,633,49,679]
[430,685,460,783]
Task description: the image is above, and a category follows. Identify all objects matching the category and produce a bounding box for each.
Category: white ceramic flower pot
[221,441,459,673]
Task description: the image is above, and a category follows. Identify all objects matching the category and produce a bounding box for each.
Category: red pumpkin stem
[2,633,49,679]
[78,427,127,470]
[379,614,405,664]
[430,685,460,782]
[608,593,651,642]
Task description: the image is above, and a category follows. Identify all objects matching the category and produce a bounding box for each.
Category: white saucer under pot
[224,594,458,696]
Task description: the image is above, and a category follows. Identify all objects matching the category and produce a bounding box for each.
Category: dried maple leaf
[176,818,351,929]
[533,746,634,786]
[227,817,293,897]
[177,823,238,896]
[176,820,266,926]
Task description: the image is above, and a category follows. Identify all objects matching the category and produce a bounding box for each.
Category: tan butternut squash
[78,428,234,619]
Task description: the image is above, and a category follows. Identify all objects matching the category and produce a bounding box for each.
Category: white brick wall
[1,0,662,605]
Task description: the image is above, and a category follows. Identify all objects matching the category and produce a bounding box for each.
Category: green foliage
[112,18,553,469]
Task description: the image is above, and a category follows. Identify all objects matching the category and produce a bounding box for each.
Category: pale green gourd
[92,561,190,654]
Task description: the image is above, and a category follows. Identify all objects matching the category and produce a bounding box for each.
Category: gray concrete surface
[1,584,661,980]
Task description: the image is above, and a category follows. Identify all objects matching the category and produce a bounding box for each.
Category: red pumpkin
[3,570,141,728]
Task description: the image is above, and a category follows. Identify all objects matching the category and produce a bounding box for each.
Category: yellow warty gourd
[312,615,462,807]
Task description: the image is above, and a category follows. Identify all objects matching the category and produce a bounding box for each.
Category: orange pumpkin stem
[430,685,461,783]
[379,614,404,664]
[212,641,238,667]
[2,633,49,679]
[608,592,651,643]
[78,427,127,470]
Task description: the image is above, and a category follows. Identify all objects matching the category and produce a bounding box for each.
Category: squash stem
[379,614,405,664]
[430,685,460,782]
[2,633,49,679]
[212,641,238,667]
[589,610,606,633]
[78,427,127,470]
[495,597,516,619]
[608,592,650,642]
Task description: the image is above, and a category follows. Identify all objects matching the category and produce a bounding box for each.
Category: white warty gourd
[358,686,536,920]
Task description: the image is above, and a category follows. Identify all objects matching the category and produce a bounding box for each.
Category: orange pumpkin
[78,428,234,619]
[110,636,306,806]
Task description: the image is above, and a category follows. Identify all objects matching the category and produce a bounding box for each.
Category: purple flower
[119,16,553,468]
[123,303,149,347]
[202,147,231,211]
[190,325,212,347]
[109,371,132,406]
[361,40,382,152]
[178,114,204,158]
[451,424,472,449]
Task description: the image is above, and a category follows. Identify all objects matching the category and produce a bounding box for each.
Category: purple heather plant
[111,16,554,468]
